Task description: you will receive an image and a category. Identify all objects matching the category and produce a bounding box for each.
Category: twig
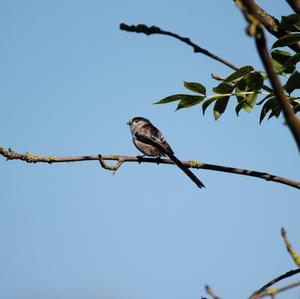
[1,146,300,190]
[281,227,300,267]
[258,280,300,298]
[205,285,221,299]
[286,0,300,15]
[250,1,300,52]
[250,2,281,36]
[239,0,300,152]
[98,154,125,174]
[120,23,273,94]
[120,23,239,71]
[249,268,300,299]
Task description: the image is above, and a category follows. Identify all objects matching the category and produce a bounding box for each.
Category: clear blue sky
[1,1,299,299]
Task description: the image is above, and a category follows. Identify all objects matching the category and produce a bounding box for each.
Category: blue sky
[0,1,299,299]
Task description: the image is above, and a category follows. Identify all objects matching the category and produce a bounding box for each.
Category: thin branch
[1,146,299,190]
[281,227,300,267]
[258,280,300,298]
[120,23,273,95]
[98,154,125,173]
[205,285,221,299]
[249,268,300,299]
[239,0,300,152]
[120,23,239,71]
[250,2,281,36]
[248,1,300,52]
[286,0,300,15]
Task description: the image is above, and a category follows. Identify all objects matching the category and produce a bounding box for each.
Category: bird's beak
[127,119,132,125]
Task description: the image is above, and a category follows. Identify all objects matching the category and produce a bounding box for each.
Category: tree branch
[1,146,299,190]
[239,0,300,152]
[120,23,239,71]
[205,285,221,299]
[247,1,300,52]
[281,227,300,267]
[257,280,300,298]
[120,23,273,93]
[248,268,300,299]
[286,0,300,15]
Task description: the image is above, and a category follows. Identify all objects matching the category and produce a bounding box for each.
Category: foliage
[155,14,300,122]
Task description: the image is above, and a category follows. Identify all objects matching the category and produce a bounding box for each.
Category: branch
[205,285,221,299]
[286,0,300,15]
[120,23,273,93]
[1,146,300,190]
[247,1,300,52]
[250,2,281,36]
[258,280,300,298]
[239,0,300,152]
[248,268,300,299]
[281,227,300,267]
[119,23,239,71]
[123,0,296,109]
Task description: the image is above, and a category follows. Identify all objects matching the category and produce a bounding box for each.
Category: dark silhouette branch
[286,0,300,15]
[120,23,239,71]
[1,146,299,190]
[248,268,300,299]
[120,23,273,93]
[239,0,300,152]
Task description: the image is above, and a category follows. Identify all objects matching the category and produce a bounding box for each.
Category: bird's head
[127,117,150,130]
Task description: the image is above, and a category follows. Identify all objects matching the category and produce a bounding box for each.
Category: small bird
[127,117,205,188]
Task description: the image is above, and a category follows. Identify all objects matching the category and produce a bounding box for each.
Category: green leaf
[268,100,281,120]
[257,93,274,105]
[235,71,264,102]
[211,73,224,81]
[202,97,218,115]
[271,50,294,74]
[235,92,258,115]
[209,82,234,119]
[267,111,277,120]
[235,78,247,102]
[279,14,300,32]
[259,96,277,123]
[284,71,300,94]
[272,59,284,74]
[272,33,300,49]
[224,66,254,82]
[235,100,247,116]
[183,82,206,95]
[155,94,192,104]
[244,72,264,91]
[213,96,230,120]
[294,103,300,113]
[176,95,205,110]
[244,92,257,112]
[155,94,205,109]
[290,97,300,112]
[213,82,234,94]
[282,53,300,72]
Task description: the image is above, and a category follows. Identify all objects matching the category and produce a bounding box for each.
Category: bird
[127,116,205,188]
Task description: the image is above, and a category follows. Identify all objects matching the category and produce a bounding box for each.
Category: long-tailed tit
[127,117,205,188]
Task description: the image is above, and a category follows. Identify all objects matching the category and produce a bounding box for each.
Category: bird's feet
[137,155,146,164]
[155,156,162,165]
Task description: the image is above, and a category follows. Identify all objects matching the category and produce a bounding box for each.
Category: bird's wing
[134,123,174,155]
[135,123,205,188]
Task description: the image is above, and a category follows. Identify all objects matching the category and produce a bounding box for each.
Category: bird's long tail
[167,153,205,188]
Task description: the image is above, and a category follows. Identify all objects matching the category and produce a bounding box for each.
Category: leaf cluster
[155,14,300,123]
